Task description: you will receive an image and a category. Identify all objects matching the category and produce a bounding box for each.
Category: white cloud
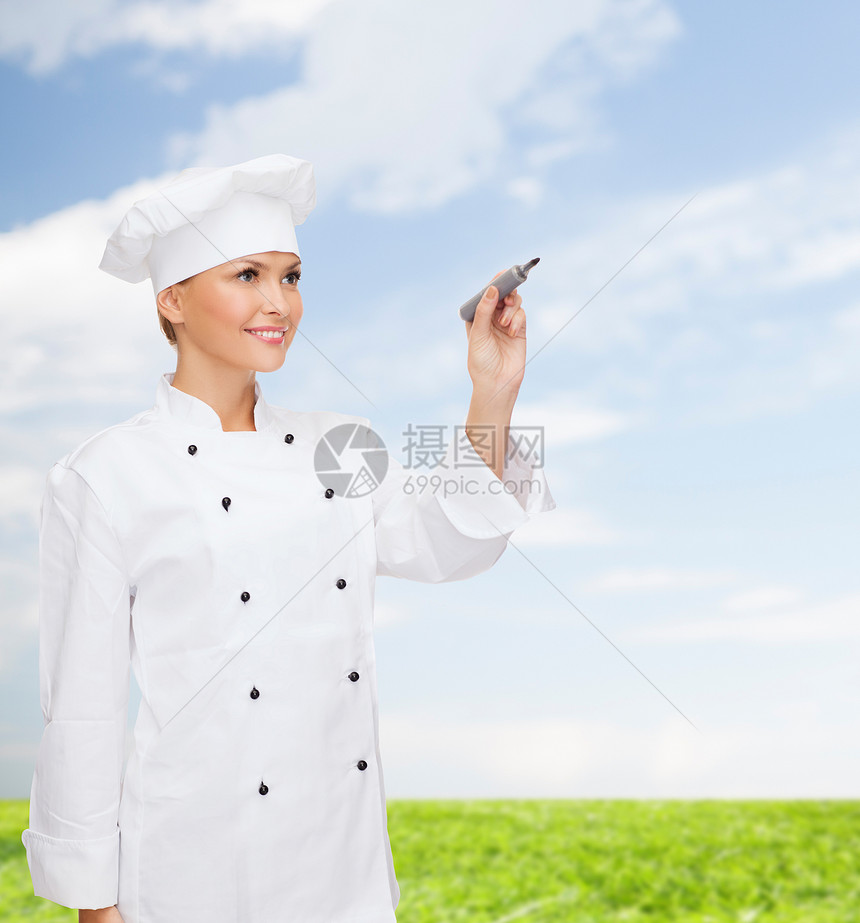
[585,567,737,593]
[0,186,171,415]
[0,0,333,75]
[508,506,618,546]
[127,55,194,94]
[513,393,635,444]
[505,176,545,210]
[372,599,409,629]
[0,0,682,211]
[0,559,39,673]
[529,127,860,351]
[621,590,860,643]
[525,139,583,168]
[724,585,803,611]
[5,114,860,457]
[5,8,860,433]
[0,0,113,75]
[832,303,860,331]
[515,126,860,429]
[0,467,45,528]
[162,0,681,214]
[378,708,859,796]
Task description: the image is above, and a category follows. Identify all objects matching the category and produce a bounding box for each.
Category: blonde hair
[157,309,178,348]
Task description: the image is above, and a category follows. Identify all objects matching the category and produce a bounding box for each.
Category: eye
[235,267,301,284]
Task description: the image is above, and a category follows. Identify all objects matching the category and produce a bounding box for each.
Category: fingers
[497,291,522,325]
[495,305,526,337]
[475,272,524,338]
[508,307,526,337]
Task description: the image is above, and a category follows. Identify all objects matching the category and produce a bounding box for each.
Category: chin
[249,352,288,374]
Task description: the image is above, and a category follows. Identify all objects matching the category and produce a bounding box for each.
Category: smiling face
[156,250,303,373]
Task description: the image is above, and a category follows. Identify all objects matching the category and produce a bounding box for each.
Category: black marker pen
[458,258,541,323]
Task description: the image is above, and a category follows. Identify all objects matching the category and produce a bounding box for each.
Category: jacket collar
[154,371,277,432]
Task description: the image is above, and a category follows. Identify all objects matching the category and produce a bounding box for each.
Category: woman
[21,154,556,922]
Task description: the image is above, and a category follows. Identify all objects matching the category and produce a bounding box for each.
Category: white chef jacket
[21,371,556,922]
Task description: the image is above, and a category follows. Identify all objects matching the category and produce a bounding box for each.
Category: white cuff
[21,827,119,910]
[434,425,556,539]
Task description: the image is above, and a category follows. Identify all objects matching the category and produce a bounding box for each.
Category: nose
[262,286,292,318]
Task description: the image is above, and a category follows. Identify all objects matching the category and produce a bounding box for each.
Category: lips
[244,326,287,343]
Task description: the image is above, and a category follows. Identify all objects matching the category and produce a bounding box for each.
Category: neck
[170,353,258,432]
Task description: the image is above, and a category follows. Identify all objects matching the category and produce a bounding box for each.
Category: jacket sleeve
[369,420,556,583]
[21,462,132,910]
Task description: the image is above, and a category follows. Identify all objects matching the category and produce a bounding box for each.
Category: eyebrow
[234,257,302,272]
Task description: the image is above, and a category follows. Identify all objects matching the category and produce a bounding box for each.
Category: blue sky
[1,0,859,799]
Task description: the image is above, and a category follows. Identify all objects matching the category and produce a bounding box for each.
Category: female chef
[21,154,556,923]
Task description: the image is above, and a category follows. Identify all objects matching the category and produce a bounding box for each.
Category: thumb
[468,282,499,337]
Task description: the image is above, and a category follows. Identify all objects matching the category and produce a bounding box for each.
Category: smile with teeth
[245,328,287,342]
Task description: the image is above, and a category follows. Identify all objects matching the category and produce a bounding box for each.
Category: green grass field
[3,799,858,921]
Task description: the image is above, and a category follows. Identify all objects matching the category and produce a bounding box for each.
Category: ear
[156,284,184,327]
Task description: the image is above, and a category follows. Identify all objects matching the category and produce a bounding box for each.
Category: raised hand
[464,269,527,401]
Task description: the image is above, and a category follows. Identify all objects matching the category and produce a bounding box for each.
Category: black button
[222,497,231,511]
[348,672,359,682]
[259,782,269,795]
[241,591,251,603]
[336,578,346,589]
[187,445,197,456]
[250,686,260,699]
[357,760,367,771]
[324,488,334,499]
[284,434,294,444]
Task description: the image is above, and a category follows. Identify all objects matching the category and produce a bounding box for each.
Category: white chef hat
[98,153,316,297]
